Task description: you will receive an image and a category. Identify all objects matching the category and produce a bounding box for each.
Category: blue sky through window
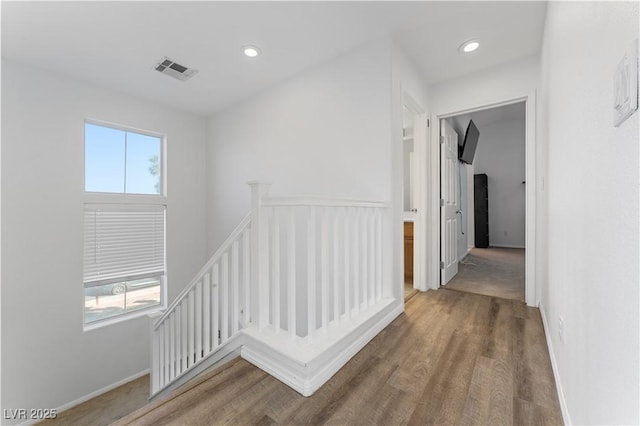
[85,123,161,194]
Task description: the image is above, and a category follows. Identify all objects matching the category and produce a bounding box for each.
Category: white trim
[306,303,404,395]
[0,57,3,423]
[262,196,387,209]
[438,97,527,120]
[433,91,537,306]
[150,299,403,401]
[402,91,429,292]
[524,92,537,307]
[459,246,473,261]
[84,118,164,139]
[489,244,526,249]
[539,302,571,425]
[83,304,165,332]
[241,300,401,396]
[83,120,166,198]
[17,369,151,426]
[429,113,440,290]
[149,334,245,401]
[83,193,167,206]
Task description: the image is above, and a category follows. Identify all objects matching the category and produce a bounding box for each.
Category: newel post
[248,181,271,330]
[148,311,162,396]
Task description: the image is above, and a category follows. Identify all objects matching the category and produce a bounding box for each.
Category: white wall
[429,55,540,117]
[1,61,208,421]
[207,41,401,299]
[539,2,639,424]
[207,40,391,242]
[473,117,526,248]
[392,42,431,119]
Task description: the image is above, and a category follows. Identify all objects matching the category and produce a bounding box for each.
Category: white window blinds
[84,204,166,285]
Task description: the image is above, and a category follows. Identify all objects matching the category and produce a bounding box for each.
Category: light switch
[613,39,638,127]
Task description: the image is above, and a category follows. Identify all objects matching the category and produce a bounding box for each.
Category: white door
[413,114,428,290]
[440,119,459,285]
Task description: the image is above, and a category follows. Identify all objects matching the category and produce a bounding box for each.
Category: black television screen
[459,120,480,164]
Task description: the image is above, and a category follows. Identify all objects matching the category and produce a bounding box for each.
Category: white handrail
[153,213,251,329]
[262,195,387,208]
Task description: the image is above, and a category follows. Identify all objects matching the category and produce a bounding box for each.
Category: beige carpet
[444,247,525,302]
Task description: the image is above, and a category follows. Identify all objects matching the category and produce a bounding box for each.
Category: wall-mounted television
[459,119,480,165]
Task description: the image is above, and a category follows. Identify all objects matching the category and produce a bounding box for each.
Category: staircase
[149,182,402,400]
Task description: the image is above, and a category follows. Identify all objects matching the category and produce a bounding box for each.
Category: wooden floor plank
[408,330,482,425]
[460,355,495,425]
[40,375,150,426]
[354,383,416,426]
[487,358,514,425]
[319,356,398,425]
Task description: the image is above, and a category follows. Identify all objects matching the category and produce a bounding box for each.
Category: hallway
[96,289,563,425]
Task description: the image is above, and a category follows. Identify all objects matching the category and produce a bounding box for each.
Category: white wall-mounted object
[154,56,199,82]
[613,39,638,127]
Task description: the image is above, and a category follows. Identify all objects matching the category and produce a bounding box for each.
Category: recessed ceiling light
[243,45,261,58]
[460,40,480,53]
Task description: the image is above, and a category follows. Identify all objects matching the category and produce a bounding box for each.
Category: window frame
[83,119,168,331]
[84,118,166,197]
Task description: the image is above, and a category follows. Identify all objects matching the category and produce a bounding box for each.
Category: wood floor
[104,289,563,426]
[41,375,150,426]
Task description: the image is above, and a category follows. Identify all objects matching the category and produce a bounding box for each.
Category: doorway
[403,104,416,298]
[402,92,429,299]
[441,102,526,301]
[429,94,537,306]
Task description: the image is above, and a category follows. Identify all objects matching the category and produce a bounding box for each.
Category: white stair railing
[250,182,387,341]
[150,214,251,395]
[150,182,390,398]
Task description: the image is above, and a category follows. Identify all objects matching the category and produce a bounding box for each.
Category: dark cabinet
[474,174,489,248]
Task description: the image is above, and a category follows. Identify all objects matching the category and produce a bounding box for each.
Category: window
[83,121,166,329]
[85,122,162,194]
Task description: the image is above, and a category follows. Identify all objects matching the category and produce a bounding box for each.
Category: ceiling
[451,101,526,131]
[1,1,547,117]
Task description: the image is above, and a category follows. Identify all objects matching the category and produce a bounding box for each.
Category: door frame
[402,91,429,292]
[428,91,537,306]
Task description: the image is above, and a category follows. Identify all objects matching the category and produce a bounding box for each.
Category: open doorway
[432,96,535,306]
[442,102,526,302]
[402,93,429,301]
[402,105,417,299]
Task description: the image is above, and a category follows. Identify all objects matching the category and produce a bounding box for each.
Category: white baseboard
[538,302,571,425]
[305,303,404,396]
[17,369,150,426]
[242,299,402,397]
[149,334,244,401]
[489,244,525,249]
[459,247,473,261]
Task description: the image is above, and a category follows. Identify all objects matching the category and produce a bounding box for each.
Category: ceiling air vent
[154,57,198,82]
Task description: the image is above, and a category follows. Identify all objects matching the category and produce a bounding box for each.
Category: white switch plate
[613,38,639,127]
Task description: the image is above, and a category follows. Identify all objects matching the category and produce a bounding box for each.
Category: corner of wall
[538,301,572,426]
